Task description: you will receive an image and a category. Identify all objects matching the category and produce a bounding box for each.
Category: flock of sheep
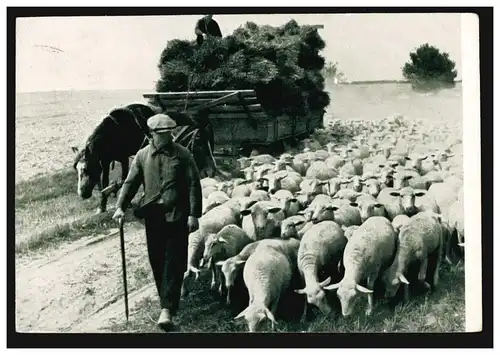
[179,115,464,332]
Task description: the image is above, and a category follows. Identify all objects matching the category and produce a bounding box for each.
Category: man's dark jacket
[195,16,222,37]
[116,142,203,222]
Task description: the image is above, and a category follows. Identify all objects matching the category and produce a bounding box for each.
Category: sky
[16,13,462,92]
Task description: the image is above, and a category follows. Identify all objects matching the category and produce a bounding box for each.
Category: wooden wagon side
[142,89,324,158]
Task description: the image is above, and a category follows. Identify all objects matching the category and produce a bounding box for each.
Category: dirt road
[15,221,156,333]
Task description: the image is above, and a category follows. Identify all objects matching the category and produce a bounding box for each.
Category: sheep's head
[268,171,288,194]
[242,167,255,182]
[280,217,306,240]
[361,176,381,197]
[294,277,333,315]
[324,280,373,317]
[352,200,384,223]
[240,201,283,237]
[383,271,410,298]
[389,188,426,216]
[393,172,413,190]
[202,233,230,267]
[235,305,277,332]
[311,204,338,224]
[216,258,245,290]
[405,154,428,171]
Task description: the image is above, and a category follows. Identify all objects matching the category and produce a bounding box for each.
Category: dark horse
[71,103,158,213]
[72,103,218,213]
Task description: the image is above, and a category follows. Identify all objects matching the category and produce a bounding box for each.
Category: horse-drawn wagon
[143,88,324,169]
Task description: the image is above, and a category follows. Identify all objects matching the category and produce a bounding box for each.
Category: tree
[322,61,347,83]
[402,43,458,91]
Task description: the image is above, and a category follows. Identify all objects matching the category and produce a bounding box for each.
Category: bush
[153,19,330,118]
[402,43,458,91]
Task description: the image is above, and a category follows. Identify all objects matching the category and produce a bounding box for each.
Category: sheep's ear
[235,259,246,265]
[275,170,288,179]
[218,237,228,243]
[268,207,283,214]
[264,307,277,325]
[389,191,401,197]
[355,284,374,294]
[294,288,306,295]
[215,261,225,266]
[234,307,248,320]
[240,209,252,216]
[399,274,410,285]
[297,210,305,215]
[246,200,258,209]
[415,191,426,197]
[319,276,331,288]
[293,220,305,227]
[323,282,341,291]
[419,155,428,161]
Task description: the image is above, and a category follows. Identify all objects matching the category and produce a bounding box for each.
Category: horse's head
[71,145,102,199]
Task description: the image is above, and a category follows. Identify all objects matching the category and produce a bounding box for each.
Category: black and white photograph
[8,4,492,347]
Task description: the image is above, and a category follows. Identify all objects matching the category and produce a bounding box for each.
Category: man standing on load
[112,113,203,331]
[195,14,222,46]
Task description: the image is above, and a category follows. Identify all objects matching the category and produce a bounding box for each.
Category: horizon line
[16,79,463,95]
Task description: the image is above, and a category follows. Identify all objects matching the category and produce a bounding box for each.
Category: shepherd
[194,14,222,46]
[112,113,203,331]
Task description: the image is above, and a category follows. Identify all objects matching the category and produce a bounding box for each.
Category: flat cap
[147,113,177,132]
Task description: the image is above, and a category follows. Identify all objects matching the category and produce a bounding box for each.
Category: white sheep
[295,220,347,317]
[271,189,301,217]
[280,215,307,240]
[324,216,397,316]
[201,177,220,189]
[352,194,386,223]
[181,204,241,296]
[383,212,445,302]
[377,187,405,221]
[427,182,460,220]
[266,170,302,194]
[240,200,285,240]
[215,241,261,304]
[391,187,440,216]
[391,214,411,235]
[305,161,338,181]
[341,225,360,241]
[202,224,253,299]
[234,245,294,332]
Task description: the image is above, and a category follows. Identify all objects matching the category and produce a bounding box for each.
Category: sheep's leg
[403,283,410,303]
[210,264,217,290]
[218,269,225,297]
[301,298,309,322]
[226,286,232,306]
[444,229,454,265]
[433,244,443,289]
[418,258,431,290]
[365,274,376,316]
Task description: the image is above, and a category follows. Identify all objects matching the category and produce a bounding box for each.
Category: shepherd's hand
[113,208,125,223]
[187,216,199,233]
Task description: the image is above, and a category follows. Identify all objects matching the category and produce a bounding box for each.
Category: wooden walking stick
[118,217,129,321]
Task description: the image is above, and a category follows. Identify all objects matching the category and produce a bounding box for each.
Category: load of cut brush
[152,19,330,119]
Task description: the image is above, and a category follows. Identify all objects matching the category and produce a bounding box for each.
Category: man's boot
[157,308,173,331]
